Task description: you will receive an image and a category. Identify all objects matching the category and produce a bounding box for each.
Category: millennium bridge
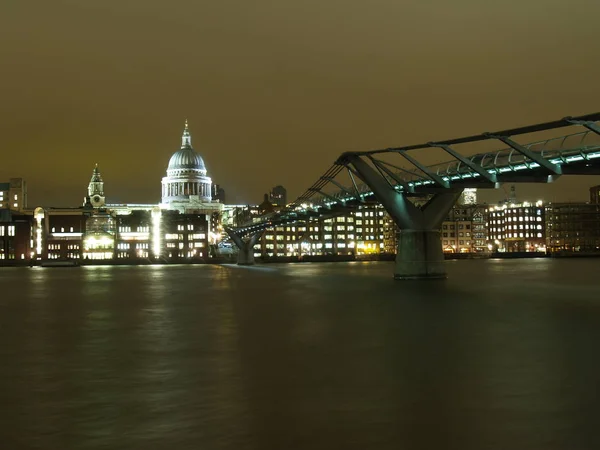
[226,112,600,279]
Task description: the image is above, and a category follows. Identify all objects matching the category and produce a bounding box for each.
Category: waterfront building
[0,178,27,211]
[255,204,387,258]
[545,202,600,253]
[40,208,87,260]
[487,201,546,252]
[380,202,488,254]
[0,122,220,265]
[0,209,31,261]
[440,204,489,253]
[382,214,398,254]
[441,219,473,253]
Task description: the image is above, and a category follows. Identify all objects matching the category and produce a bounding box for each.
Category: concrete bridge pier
[225,227,263,266]
[395,230,446,280]
[343,154,462,280]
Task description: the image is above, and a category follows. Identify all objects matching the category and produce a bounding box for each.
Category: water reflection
[0,260,599,449]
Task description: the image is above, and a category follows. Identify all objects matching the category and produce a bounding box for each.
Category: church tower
[84,164,106,208]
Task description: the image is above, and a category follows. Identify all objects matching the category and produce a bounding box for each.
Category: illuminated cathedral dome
[167,123,207,174]
[167,148,206,173]
[161,120,213,205]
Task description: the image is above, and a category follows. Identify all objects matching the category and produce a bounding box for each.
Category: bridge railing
[427,130,600,179]
[299,128,600,209]
[232,113,600,232]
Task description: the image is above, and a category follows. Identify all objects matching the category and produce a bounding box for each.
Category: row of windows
[166,252,205,258]
[490,209,542,216]
[0,193,18,199]
[176,224,196,231]
[489,216,542,223]
[442,224,471,230]
[442,232,470,238]
[164,233,206,240]
[51,227,76,233]
[355,211,384,217]
[0,226,16,236]
[489,233,544,239]
[490,225,543,232]
[443,240,470,246]
[45,244,81,250]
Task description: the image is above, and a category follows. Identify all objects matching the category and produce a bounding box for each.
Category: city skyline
[2,0,600,206]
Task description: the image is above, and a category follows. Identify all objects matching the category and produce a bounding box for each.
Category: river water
[0,259,599,449]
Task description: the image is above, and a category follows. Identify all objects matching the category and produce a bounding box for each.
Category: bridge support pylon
[224,227,263,266]
[344,155,462,280]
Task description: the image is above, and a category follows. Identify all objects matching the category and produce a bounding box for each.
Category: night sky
[1,0,599,207]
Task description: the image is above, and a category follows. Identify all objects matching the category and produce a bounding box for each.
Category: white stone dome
[167,147,206,173]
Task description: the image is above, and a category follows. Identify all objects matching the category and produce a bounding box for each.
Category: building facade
[545,202,600,253]
[487,202,546,252]
[0,209,31,261]
[0,178,27,211]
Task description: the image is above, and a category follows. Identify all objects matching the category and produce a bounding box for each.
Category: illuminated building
[82,212,116,260]
[38,208,86,260]
[440,205,488,253]
[487,201,545,252]
[353,206,386,255]
[83,164,106,208]
[256,205,387,258]
[160,120,221,216]
[0,209,32,262]
[0,178,27,211]
[162,211,209,259]
[545,203,600,253]
[441,220,473,253]
[458,188,477,205]
[1,122,221,265]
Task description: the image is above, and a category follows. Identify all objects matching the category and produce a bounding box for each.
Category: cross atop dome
[181,119,192,148]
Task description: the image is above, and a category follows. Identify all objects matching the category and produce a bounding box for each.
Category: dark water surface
[1,259,599,450]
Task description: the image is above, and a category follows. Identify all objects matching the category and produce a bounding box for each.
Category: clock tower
[84,164,106,208]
